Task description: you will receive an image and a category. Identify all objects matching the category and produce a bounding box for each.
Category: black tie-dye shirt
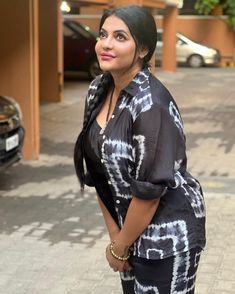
[83,67,206,260]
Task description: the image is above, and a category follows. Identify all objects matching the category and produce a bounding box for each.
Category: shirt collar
[123,67,151,97]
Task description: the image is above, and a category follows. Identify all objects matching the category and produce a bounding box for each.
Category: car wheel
[88,60,102,79]
[188,54,204,68]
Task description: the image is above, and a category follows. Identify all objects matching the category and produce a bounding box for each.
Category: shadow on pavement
[183,105,235,154]
[0,138,105,247]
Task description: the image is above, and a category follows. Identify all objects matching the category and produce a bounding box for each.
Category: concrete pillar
[0,0,40,160]
[39,0,63,102]
[162,6,178,72]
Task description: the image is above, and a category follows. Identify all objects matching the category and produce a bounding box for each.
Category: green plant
[195,0,235,30]
[223,0,235,29]
[195,0,220,15]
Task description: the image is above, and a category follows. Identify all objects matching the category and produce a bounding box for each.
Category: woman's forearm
[97,195,120,240]
[115,196,160,252]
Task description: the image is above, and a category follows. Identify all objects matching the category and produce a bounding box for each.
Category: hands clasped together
[106,240,132,273]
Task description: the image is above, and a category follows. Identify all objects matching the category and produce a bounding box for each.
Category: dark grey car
[0,96,25,171]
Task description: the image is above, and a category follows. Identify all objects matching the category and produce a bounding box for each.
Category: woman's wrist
[114,231,133,249]
[109,240,130,261]
[115,241,130,255]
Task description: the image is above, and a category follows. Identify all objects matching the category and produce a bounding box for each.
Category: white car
[156,29,221,68]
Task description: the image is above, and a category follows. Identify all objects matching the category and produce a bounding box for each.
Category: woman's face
[95,15,142,75]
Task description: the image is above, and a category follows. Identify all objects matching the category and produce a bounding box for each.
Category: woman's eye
[116,34,126,41]
[99,31,106,39]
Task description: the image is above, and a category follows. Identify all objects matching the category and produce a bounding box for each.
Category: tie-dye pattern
[121,248,201,294]
[84,68,206,261]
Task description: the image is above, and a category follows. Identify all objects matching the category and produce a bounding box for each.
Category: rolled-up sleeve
[130,105,181,200]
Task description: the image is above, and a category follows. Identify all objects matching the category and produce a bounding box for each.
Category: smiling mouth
[100,53,116,60]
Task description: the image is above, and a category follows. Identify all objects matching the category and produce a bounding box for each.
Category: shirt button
[116,200,120,204]
[111,114,115,119]
[101,159,104,164]
[108,181,112,185]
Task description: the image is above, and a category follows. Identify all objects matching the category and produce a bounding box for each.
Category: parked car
[0,96,25,171]
[63,19,101,78]
[156,29,221,68]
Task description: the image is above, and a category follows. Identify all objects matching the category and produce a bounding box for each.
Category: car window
[66,21,97,39]
[177,37,187,45]
[63,25,75,37]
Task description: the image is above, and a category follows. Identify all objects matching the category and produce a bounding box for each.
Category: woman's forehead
[101,15,130,34]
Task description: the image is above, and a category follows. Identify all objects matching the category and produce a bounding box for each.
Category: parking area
[0,67,235,293]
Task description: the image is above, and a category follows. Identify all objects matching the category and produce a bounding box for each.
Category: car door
[63,22,94,70]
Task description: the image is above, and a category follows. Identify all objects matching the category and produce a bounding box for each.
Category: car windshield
[66,21,98,39]
[177,33,199,44]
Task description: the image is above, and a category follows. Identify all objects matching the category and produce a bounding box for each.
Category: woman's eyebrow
[114,29,129,36]
[100,28,129,36]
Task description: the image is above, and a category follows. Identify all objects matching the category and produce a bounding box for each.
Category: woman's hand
[105,243,132,273]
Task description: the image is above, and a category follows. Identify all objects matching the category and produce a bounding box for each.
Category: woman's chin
[99,65,114,72]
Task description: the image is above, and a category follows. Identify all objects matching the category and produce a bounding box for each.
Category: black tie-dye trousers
[120,247,202,294]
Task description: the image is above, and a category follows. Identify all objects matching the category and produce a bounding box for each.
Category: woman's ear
[139,46,149,59]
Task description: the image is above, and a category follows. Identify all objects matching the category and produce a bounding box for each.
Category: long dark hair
[74,5,157,190]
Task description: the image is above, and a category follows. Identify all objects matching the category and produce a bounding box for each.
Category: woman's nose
[102,36,113,49]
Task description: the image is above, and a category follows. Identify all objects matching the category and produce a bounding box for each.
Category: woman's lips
[100,53,116,61]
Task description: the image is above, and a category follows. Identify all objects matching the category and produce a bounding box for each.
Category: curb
[219,60,235,68]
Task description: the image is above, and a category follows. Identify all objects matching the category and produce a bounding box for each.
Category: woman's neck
[111,64,142,95]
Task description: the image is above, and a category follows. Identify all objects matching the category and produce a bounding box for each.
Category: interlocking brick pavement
[0,68,234,294]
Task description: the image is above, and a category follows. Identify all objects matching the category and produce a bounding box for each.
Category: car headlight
[205,48,217,57]
[13,101,23,120]
[3,96,23,120]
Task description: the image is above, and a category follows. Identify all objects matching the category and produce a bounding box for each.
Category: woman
[74,5,206,294]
